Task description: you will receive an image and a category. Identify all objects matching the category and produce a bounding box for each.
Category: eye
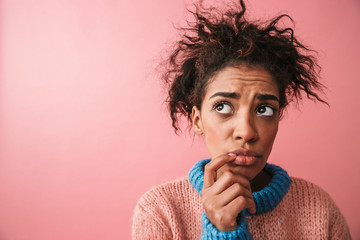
[213,102,233,114]
[256,105,275,116]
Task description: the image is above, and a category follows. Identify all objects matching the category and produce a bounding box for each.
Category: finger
[210,170,252,195]
[216,182,253,207]
[203,153,236,189]
[225,195,256,215]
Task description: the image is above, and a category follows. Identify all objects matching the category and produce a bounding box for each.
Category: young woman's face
[192,65,280,180]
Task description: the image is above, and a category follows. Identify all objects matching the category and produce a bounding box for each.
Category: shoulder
[278,176,343,221]
[290,177,330,195]
[285,177,351,239]
[287,177,336,206]
[134,176,197,209]
[289,177,333,199]
[286,177,349,227]
[132,177,203,239]
[133,176,202,223]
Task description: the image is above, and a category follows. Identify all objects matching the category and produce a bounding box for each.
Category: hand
[201,153,256,232]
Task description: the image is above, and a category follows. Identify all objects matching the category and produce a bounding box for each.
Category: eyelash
[257,104,277,112]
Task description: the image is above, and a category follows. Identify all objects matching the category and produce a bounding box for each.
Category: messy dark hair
[163,0,327,133]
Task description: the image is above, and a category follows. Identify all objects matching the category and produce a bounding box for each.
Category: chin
[223,163,263,180]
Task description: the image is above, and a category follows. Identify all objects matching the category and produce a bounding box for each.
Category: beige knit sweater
[132,175,351,239]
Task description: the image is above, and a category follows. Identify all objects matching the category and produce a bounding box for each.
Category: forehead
[204,65,279,98]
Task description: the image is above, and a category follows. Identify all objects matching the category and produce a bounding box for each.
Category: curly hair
[163,0,327,133]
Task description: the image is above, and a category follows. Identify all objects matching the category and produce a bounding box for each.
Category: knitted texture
[132,160,351,240]
[201,211,252,240]
[188,159,291,239]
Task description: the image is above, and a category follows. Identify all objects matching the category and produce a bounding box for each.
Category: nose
[232,111,258,143]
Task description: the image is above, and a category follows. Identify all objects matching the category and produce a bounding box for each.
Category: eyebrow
[209,92,239,99]
[209,92,279,102]
[256,94,279,102]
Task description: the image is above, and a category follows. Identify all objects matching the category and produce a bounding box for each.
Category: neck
[189,159,292,215]
[250,170,272,192]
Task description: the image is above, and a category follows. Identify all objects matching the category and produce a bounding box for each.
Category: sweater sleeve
[132,196,171,240]
[200,211,253,240]
[328,199,352,240]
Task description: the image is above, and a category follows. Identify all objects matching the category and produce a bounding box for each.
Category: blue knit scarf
[188,159,292,240]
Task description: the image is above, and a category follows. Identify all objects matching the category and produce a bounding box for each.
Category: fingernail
[228,153,237,157]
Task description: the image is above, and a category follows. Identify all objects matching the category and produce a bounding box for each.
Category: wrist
[201,211,253,240]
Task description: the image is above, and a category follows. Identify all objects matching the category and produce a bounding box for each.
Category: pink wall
[0,0,359,239]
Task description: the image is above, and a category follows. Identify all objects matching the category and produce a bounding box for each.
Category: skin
[191,64,280,231]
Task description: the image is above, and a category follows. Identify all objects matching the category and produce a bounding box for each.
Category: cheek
[202,117,230,155]
[260,123,278,152]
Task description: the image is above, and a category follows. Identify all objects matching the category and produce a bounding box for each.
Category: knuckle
[213,211,224,224]
[237,196,246,206]
[207,200,217,211]
[232,182,242,192]
[202,197,216,211]
[213,210,234,230]
[204,164,213,172]
[222,170,233,179]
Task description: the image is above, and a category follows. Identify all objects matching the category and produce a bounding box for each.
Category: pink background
[1,0,359,239]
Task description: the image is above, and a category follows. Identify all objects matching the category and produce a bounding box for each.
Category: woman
[132,0,351,239]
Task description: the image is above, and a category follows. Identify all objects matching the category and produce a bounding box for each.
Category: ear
[191,106,203,135]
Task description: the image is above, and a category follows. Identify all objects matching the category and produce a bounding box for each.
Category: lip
[229,148,262,166]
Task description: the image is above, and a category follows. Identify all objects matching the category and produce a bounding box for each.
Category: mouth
[229,148,262,166]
